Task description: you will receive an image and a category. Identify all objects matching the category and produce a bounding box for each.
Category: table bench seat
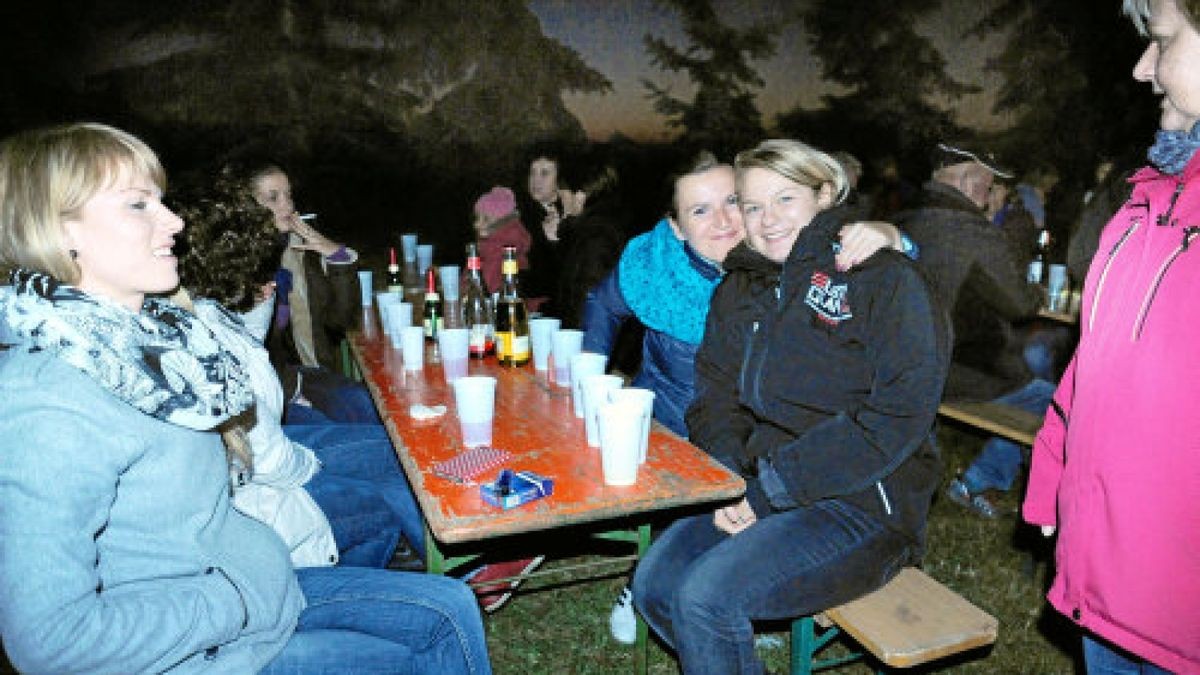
[793,567,998,673]
[937,400,1043,447]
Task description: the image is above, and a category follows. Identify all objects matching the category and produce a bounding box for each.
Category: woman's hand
[713,497,757,535]
[836,221,902,271]
[288,216,344,257]
[542,205,562,242]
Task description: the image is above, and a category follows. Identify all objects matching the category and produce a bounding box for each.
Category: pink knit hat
[474,186,517,220]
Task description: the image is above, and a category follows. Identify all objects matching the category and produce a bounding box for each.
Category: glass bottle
[422,267,442,341]
[1028,230,1050,284]
[493,245,530,367]
[462,244,494,358]
[386,247,403,292]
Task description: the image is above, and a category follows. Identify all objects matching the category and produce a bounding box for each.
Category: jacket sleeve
[581,268,634,356]
[1022,354,1076,526]
[314,251,361,333]
[685,280,756,472]
[0,396,246,673]
[767,263,949,502]
[967,226,1044,320]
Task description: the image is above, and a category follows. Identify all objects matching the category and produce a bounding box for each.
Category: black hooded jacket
[686,208,949,548]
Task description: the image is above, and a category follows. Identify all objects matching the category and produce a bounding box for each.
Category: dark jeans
[1083,634,1173,675]
[261,566,491,674]
[286,366,381,425]
[962,378,1056,494]
[285,424,426,566]
[633,499,911,675]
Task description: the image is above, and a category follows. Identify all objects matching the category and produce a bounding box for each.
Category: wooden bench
[791,567,998,673]
[937,400,1043,447]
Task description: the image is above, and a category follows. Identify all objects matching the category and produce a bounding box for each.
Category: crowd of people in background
[0,0,1197,672]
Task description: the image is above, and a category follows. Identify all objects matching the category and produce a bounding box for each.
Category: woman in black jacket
[632,139,949,675]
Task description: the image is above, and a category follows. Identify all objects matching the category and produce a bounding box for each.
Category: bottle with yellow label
[493,245,530,366]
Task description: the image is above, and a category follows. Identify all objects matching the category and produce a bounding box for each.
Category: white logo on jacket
[805,270,852,325]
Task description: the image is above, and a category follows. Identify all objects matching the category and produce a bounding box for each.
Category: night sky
[528,0,1009,142]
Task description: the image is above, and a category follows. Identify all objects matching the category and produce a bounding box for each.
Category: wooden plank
[824,568,998,668]
[937,400,1043,447]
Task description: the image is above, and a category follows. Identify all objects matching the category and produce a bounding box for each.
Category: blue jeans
[962,378,1056,494]
[286,366,381,425]
[632,499,911,675]
[1083,634,1172,675]
[285,424,426,566]
[261,566,491,674]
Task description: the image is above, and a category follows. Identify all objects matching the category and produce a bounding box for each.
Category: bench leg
[790,616,868,674]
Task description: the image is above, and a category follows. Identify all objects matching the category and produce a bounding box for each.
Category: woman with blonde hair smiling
[633,139,947,674]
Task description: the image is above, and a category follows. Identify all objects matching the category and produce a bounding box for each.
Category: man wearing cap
[895,143,1050,519]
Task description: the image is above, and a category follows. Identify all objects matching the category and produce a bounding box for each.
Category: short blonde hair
[734,139,849,206]
[1124,0,1200,35]
[0,123,165,283]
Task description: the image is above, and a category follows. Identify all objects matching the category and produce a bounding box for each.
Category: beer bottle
[462,243,494,358]
[386,247,403,292]
[493,245,530,366]
[422,267,441,341]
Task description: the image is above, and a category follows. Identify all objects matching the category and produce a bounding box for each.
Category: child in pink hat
[473,186,532,294]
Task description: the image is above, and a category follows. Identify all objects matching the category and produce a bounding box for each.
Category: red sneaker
[465,555,546,613]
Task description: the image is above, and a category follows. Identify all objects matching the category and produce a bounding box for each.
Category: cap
[933,142,1013,179]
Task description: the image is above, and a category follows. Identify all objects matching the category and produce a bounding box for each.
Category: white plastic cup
[570,352,608,418]
[384,302,412,344]
[452,376,497,447]
[529,318,562,372]
[1047,264,1068,312]
[400,234,419,263]
[438,328,470,382]
[438,265,461,301]
[400,326,425,371]
[376,292,402,335]
[597,400,644,486]
[356,270,374,306]
[551,329,584,387]
[582,374,625,447]
[417,244,434,276]
[608,388,656,463]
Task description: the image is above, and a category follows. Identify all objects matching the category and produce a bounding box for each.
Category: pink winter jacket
[1023,155,1200,674]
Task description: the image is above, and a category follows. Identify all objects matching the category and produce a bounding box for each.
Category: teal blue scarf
[618,219,722,345]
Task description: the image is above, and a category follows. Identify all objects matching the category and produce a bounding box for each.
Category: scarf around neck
[618,219,722,345]
[1,269,253,430]
[1148,121,1200,176]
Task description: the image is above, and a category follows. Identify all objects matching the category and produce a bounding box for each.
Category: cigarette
[298,213,317,221]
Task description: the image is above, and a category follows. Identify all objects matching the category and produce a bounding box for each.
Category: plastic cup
[400,234,419,263]
[376,292,402,335]
[529,318,562,372]
[608,388,656,463]
[384,302,412,344]
[356,270,374,306]
[570,352,608,418]
[439,265,461,301]
[582,375,625,447]
[417,244,434,276]
[452,376,497,447]
[1047,264,1068,312]
[438,328,470,382]
[400,326,425,371]
[551,329,584,387]
[597,400,644,486]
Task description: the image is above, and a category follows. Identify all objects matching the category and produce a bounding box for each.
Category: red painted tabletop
[349,310,745,545]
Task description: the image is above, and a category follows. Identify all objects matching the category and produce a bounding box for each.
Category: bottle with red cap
[386,247,403,293]
[462,243,494,358]
[422,267,442,341]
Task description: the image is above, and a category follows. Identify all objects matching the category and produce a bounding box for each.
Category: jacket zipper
[1088,220,1140,333]
[875,481,893,516]
[1131,226,1200,340]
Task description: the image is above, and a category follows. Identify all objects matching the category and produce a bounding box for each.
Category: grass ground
[483,423,1081,674]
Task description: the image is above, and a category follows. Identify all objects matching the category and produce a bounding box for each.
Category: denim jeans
[961,378,1056,494]
[632,498,911,675]
[1082,634,1172,675]
[285,366,381,425]
[261,566,492,674]
[285,424,426,566]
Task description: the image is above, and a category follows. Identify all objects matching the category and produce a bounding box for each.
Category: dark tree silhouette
[641,0,781,159]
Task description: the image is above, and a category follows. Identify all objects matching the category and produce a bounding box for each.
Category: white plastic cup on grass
[582,374,624,447]
[438,328,470,382]
[551,329,584,387]
[570,352,608,418]
[529,318,562,372]
[597,400,644,486]
[400,326,425,371]
[453,376,497,447]
[608,388,656,463]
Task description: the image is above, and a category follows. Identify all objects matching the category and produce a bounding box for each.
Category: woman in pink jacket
[1023,2,1200,673]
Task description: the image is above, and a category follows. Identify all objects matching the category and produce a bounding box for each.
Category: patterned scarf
[1,269,253,430]
[618,219,723,345]
[1148,121,1200,176]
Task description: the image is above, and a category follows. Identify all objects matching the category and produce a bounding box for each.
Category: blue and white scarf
[1,269,253,430]
[1148,121,1200,176]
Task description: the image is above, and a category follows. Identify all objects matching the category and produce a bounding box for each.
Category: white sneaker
[609,586,637,645]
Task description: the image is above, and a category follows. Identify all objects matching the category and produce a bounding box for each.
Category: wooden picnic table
[346,309,745,674]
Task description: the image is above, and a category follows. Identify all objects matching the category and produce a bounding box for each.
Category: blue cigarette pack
[480,469,554,509]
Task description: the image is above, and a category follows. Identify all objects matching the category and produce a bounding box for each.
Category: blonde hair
[0,123,165,283]
[734,139,849,205]
[1124,0,1200,35]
